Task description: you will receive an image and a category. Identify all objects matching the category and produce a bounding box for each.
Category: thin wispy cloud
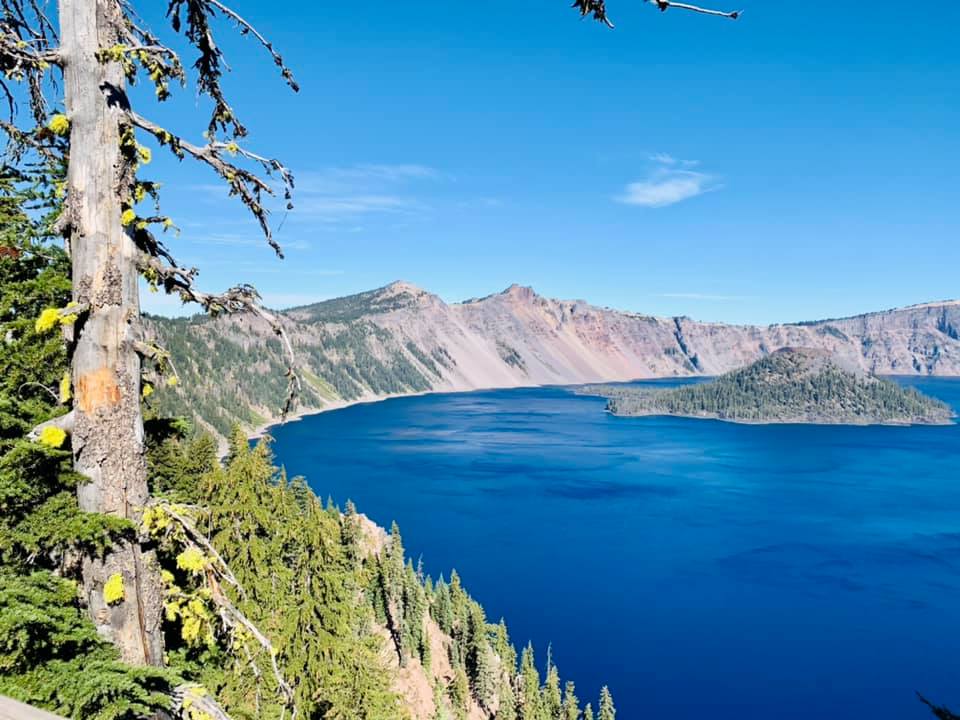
[327,164,440,182]
[291,163,441,222]
[650,152,678,165]
[192,233,311,251]
[618,154,718,208]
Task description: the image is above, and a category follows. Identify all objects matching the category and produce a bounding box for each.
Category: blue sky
[139,0,959,324]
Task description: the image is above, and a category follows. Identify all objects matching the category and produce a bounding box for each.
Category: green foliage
[597,686,615,720]
[159,430,401,720]
[144,416,217,501]
[0,168,175,719]
[0,168,134,573]
[148,312,434,439]
[289,285,422,323]
[0,572,175,720]
[590,349,954,424]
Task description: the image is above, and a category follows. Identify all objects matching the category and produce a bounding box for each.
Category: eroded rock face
[374,285,960,388]
[150,283,960,437]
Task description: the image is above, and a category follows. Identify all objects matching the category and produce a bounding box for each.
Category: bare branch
[127,109,291,258]
[204,0,298,93]
[571,0,615,28]
[152,501,295,711]
[172,685,235,720]
[28,410,74,440]
[165,0,298,139]
[648,0,741,19]
[573,0,740,27]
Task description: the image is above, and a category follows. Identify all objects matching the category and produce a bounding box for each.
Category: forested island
[580,348,955,425]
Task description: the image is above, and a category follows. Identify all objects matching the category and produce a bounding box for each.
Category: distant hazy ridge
[147,282,960,438]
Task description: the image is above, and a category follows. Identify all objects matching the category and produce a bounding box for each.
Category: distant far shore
[600,407,955,427]
[240,373,960,456]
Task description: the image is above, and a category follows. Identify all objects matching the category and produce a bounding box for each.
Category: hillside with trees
[0,173,616,720]
[1,0,954,718]
[147,284,960,445]
[582,348,955,425]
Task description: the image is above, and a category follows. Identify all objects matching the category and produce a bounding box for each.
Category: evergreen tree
[467,603,498,709]
[584,703,594,720]
[432,680,453,720]
[498,676,519,720]
[562,681,581,720]
[543,656,563,720]
[0,172,174,717]
[520,644,542,720]
[449,667,471,720]
[598,686,616,720]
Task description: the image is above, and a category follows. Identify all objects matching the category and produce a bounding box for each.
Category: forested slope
[149,283,960,442]
[1,179,613,720]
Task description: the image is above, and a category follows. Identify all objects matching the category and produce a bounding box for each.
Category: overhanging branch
[138,252,301,418]
[127,109,291,259]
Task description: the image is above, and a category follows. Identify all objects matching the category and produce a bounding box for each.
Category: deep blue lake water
[268,377,960,720]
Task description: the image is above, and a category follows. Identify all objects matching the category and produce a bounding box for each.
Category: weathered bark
[59,0,164,666]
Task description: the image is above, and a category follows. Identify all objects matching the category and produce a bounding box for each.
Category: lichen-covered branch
[172,684,236,720]
[28,409,74,441]
[0,6,59,123]
[149,501,296,713]
[127,109,292,258]
[150,500,246,602]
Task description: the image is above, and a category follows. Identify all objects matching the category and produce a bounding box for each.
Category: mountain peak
[502,283,537,300]
[382,280,425,296]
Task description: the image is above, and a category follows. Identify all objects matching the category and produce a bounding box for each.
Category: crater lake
[266,377,960,720]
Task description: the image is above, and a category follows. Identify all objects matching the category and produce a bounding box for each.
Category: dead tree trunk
[59,0,164,666]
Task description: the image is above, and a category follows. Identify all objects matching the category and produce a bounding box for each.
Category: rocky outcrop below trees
[146,282,960,438]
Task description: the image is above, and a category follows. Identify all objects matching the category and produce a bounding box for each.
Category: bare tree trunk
[59,0,164,666]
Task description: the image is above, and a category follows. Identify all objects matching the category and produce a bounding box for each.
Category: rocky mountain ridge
[147,282,960,439]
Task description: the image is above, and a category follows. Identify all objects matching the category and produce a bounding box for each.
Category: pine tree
[450,666,471,720]
[562,681,581,720]
[598,686,616,720]
[543,655,563,720]
[520,644,542,720]
[498,675,519,720]
[467,602,497,709]
[584,703,595,720]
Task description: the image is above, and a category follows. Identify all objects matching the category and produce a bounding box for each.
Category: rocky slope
[581,347,955,425]
[147,282,960,438]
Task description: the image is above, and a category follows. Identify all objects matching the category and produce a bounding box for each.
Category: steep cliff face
[147,283,960,438]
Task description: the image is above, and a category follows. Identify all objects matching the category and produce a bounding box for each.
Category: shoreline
[604,409,956,426]
[246,388,442,446]
[244,375,960,451]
